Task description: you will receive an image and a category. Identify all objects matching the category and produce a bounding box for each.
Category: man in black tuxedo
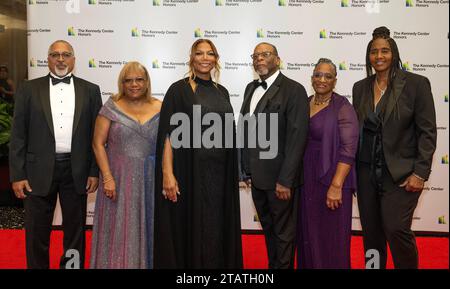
[9,40,102,269]
[239,42,309,269]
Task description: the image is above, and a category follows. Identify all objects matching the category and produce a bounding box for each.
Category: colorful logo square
[89,59,96,68]
[402,62,411,71]
[68,27,75,36]
[257,29,264,38]
[194,28,203,38]
[152,59,160,69]
[339,61,348,70]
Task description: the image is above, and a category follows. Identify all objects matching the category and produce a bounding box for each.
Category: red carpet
[0,229,448,269]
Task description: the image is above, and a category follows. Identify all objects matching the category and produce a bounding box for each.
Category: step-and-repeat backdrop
[27,0,448,232]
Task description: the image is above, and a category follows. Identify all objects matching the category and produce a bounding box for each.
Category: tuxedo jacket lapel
[254,72,282,115]
[383,70,406,125]
[240,81,257,115]
[362,76,375,118]
[72,76,84,136]
[38,75,54,136]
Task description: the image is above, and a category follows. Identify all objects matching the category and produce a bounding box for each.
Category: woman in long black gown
[154,39,243,269]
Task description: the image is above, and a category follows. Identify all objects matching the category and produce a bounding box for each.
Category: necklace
[313,94,332,105]
[375,77,387,96]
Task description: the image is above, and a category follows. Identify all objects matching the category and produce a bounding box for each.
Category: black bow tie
[51,75,72,85]
[255,80,267,90]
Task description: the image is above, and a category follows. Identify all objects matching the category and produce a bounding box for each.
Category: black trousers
[357,162,421,269]
[24,159,87,269]
[251,185,298,269]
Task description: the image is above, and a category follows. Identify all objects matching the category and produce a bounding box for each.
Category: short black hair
[256,42,279,56]
[314,58,337,76]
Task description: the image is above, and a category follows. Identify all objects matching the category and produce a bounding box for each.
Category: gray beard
[54,66,69,77]
[256,67,269,77]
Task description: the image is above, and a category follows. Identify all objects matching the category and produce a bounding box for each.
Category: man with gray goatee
[9,40,102,269]
[239,42,309,269]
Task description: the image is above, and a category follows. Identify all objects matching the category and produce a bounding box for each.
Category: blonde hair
[187,39,221,83]
[112,61,153,102]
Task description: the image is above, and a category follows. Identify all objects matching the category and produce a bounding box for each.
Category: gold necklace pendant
[313,95,331,105]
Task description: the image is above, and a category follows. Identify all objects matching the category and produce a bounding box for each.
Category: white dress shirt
[49,72,75,153]
[249,70,280,116]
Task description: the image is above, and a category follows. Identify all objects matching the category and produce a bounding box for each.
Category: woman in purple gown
[297,58,359,269]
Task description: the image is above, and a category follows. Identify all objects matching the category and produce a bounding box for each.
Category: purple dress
[90,98,159,269]
[297,93,359,269]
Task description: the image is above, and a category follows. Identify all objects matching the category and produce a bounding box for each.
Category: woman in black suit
[352,26,437,269]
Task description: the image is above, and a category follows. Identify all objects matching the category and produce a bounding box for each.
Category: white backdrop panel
[26,0,448,232]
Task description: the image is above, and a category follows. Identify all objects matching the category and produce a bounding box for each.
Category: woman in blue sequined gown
[90,62,161,268]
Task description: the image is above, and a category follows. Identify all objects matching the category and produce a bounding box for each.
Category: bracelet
[412,173,425,181]
[102,171,112,178]
[330,183,342,189]
[103,177,114,184]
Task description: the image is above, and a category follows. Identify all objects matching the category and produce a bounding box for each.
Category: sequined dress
[90,98,159,269]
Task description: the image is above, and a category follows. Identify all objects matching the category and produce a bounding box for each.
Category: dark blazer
[9,74,102,196]
[239,72,309,190]
[352,69,437,182]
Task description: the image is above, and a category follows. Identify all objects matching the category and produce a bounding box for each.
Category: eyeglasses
[123,77,146,85]
[312,72,335,81]
[251,51,276,60]
[48,52,74,59]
